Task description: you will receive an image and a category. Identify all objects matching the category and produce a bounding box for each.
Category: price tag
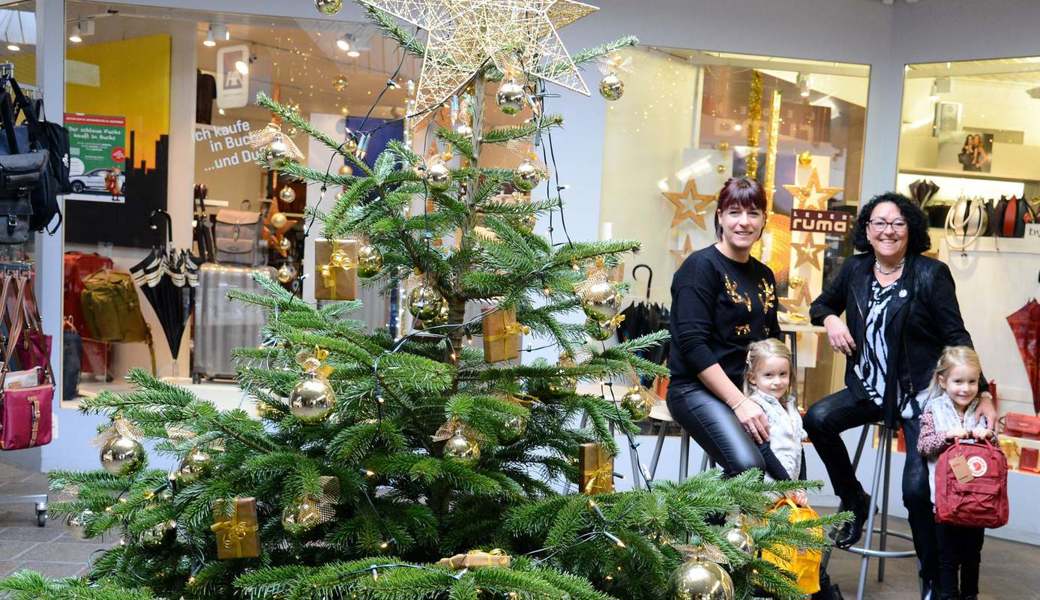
[1026,223,1040,241]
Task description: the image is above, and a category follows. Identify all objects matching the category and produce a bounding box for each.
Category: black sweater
[668,245,780,388]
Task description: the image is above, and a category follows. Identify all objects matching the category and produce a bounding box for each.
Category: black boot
[834,490,870,549]
[922,579,941,600]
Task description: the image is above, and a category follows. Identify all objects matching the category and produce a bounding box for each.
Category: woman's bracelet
[730,397,747,412]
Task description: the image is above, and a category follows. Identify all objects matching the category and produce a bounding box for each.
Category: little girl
[917,346,992,600]
[744,339,806,493]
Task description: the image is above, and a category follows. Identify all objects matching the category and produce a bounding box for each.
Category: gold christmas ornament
[338,163,354,177]
[598,72,625,101]
[342,136,359,155]
[251,122,305,165]
[503,414,528,441]
[176,449,213,484]
[333,75,349,92]
[278,237,293,252]
[356,244,383,278]
[444,430,481,464]
[715,164,726,174]
[270,211,289,229]
[798,150,813,167]
[356,0,596,114]
[621,387,653,421]
[722,526,754,555]
[314,0,342,15]
[512,159,543,192]
[67,510,94,540]
[669,557,735,600]
[278,186,296,203]
[289,373,337,423]
[140,519,176,547]
[576,275,620,323]
[425,161,452,191]
[496,80,526,115]
[99,433,145,476]
[281,495,323,533]
[408,283,447,321]
[277,263,297,284]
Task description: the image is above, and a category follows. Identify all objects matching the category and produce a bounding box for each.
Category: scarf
[927,392,985,435]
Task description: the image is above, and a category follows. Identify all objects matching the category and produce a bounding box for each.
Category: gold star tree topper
[358,0,598,114]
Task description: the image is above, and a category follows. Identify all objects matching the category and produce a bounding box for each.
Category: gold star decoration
[359,0,597,115]
[663,179,716,229]
[670,234,695,267]
[263,197,299,256]
[792,235,826,270]
[782,167,842,211]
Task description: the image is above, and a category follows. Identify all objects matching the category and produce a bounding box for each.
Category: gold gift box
[437,549,511,570]
[578,442,614,495]
[482,307,523,363]
[211,497,260,559]
[314,239,358,301]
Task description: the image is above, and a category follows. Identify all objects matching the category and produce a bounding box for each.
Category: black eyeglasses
[867,219,908,233]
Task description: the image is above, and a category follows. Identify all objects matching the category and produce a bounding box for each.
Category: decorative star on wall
[792,235,826,270]
[670,234,695,266]
[359,0,597,115]
[782,167,842,211]
[663,179,716,229]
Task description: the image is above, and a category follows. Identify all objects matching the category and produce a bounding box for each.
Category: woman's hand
[734,398,770,444]
[978,392,997,431]
[786,489,809,507]
[823,315,856,356]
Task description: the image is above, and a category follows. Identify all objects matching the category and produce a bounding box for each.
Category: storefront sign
[791,209,854,235]
[217,45,250,109]
[1025,223,1040,241]
[64,113,127,204]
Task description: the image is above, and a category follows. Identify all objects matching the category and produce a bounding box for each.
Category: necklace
[874,259,905,276]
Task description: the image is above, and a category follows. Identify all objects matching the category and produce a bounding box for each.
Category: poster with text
[64,113,127,204]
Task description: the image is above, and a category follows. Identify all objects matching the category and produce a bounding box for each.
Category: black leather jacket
[810,252,985,422]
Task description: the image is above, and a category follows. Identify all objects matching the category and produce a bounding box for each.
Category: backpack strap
[0,91,21,154]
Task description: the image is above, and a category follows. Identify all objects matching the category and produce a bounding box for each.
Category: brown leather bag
[215,200,263,266]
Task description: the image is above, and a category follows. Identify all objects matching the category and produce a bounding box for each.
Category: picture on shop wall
[957,131,994,172]
[64,113,128,203]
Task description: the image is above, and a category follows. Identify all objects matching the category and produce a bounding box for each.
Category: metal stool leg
[878,426,894,582]
[679,430,690,483]
[856,426,887,600]
[629,436,644,490]
[649,422,667,480]
[851,423,870,470]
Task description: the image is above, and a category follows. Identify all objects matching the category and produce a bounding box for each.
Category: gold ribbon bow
[607,313,626,329]
[211,517,258,555]
[320,248,355,290]
[484,322,530,343]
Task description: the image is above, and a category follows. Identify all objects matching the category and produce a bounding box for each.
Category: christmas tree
[1,3,845,600]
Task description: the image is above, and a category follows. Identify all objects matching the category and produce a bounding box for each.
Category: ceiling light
[235,60,249,75]
[69,21,83,44]
[203,26,216,47]
[337,33,352,52]
[212,24,229,41]
[797,73,811,98]
[347,48,360,58]
[5,44,18,52]
[218,108,225,115]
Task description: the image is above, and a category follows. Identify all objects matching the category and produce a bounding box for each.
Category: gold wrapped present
[211,497,260,559]
[1000,437,1021,470]
[314,239,358,300]
[579,442,614,495]
[482,307,527,363]
[436,548,511,570]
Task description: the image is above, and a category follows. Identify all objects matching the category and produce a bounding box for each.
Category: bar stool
[647,401,716,482]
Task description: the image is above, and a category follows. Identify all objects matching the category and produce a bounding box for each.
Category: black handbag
[0,89,60,237]
[9,78,71,197]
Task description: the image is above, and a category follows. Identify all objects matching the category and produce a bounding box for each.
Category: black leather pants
[803,388,937,585]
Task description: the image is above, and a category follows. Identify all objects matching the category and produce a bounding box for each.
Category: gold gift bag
[314,239,358,301]
[482,307,524,363]
[578,442,614,495]
[211,497,260,559]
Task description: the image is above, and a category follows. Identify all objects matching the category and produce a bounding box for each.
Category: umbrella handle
[149,209,173,249]
[632,264,653,300]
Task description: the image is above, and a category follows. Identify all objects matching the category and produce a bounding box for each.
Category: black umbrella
[618,264,671,386]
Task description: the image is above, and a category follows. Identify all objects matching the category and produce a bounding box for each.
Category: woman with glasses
[805,192,995,600]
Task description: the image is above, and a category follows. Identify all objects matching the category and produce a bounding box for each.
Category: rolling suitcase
[192,263,274,382]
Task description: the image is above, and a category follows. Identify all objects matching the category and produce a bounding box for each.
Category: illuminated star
[670,234,695,267]
[783,167,842,211]
[792,235,826,270]
[663,179,716,229]
[358,0,598,115]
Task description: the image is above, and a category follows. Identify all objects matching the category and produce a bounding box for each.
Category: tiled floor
[0,461,1036,598]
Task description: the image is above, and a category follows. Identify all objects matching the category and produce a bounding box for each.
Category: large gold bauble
[621,387,653,421]
[140,519,176,547]
[599,72,625,101]
[282,495,322,533]
[270,211,289,229]
[333,76,349,92]
[289,374,336,423]
[513,160,542,193]
[408,284,447,321]
[669,558,735,600]
[425,162,452,191]
[444,431,480,464]
[496,80,526,115]
[278,186,296,204]
[356,244,383,278]
[100,435,145,476]
[721,526,754,555]
[176,449,213,484]
[314,0,342,15]
[579,279,621,323]
[586,317,615,342]
[425,300,450,328]
[277,263,297,284]
[67,509,94,540]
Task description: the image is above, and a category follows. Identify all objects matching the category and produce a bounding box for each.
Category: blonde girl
[744,339,806,488]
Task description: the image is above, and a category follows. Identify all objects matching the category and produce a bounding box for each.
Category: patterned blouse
[854,279,899,408]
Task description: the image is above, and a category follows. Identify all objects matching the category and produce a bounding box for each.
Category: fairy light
[380,541,390,549]
[365,469,376,478]
[371,567,379,581]
[603,531,626,548]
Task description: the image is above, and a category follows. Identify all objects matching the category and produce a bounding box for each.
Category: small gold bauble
[265,139,289,161]
[598,72,625,101]
[513,160,542,193]
[356,244,383,278]
[289,374,336,423]
[278,186,296,203]
[140,519,176,547]
[579,279,621,323]
[408,284,447,322]
[333,75,349,92]
[717,142,730,152]
[314,0,342,15]
[176,449,213,484]
[424,300,450,328]
[715,164,727,174]
[343,137,358,155]
[496,80,526,115]
[425,162,452,191]
[67,509,94,540]
[798,150,813,167]
[621,387,653,421]
[100,435,145,476]
[282,495,322,533]
[586,317,615,342]
[444,431,480,464]
[276,263,297,284]
[669,558,735,600]
[338,163,354,177]
[278,237,292,252]
[270,211,289,229]
[721,527,754,555]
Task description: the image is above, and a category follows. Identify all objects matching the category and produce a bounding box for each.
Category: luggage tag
[949,455,975,483]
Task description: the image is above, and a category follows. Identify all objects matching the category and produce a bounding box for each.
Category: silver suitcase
[192,263,275,381]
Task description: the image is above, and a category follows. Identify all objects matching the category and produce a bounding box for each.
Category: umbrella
[617,264,670,386]
[130,209,197,359]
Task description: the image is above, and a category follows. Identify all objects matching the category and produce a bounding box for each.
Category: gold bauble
[100,435,145,476]
[717,142,730,152]
[579,279,621,323]
[301,356,322,374]
[721,527,754,555]
[513,160,542,193]
[424,300,450,328]
[343,137,359,155]
[425,162,452,191]
[621,387,653,421]
[276,263,297,284]
[503,414,528,441]
[598,72,625,101]
[356,244,383,278]
[586,317,615,342]
[338,163,354,177]
[333,76,349,92]
[278,186,296,204]
[496,80,526,115]
[140,519,176,547]
[265,139,289,161]
[278,237,293,252]
[408,284,447,321]
[715,164,727,174]
[270,211,289,229]
[798,150,813,167]
[288,374,336,423]
[444,431,480,464]
[282,495,322,533]
[176,449,213,484]
[669,558,735,600]
[314,0,342,15]
[67,509,94,540]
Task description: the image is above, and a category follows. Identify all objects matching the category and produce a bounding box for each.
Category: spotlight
[5,44,18,52]
[235,60,249,75]
[203,26,216,47]
[347,48,360,58]
[212,24,229,41]
[337,33,353,52]
[69,21,83,44]
[797,73,811,98]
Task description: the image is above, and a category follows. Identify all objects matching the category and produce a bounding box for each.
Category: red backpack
[934,439,1009,528]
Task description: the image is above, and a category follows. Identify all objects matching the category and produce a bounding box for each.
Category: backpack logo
[967,455,988,477]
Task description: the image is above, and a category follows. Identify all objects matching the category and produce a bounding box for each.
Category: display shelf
[900,167,1040,184]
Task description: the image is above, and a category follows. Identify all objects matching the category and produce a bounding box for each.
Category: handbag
[0,271,54,450]
[8,78,71,196]
[193,184,216,263]
[934,439,1008,528]
[1002,412,1040,440]
[0,89,59,236]
[761,497,823,594]
[944,196,988,251]
[993,195,1035,238]
[11,272,50,372]
[215,200,263,266]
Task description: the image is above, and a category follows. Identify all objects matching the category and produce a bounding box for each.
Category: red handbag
[0,271,54,450]
[14,276,51,372]
[1003,412,1040,440]
[934,439,1009,528]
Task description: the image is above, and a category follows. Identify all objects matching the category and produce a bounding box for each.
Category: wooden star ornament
[792,235,826,270]
[670,234,695,267]
[782,167,841,211]
[663,179,716,229]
